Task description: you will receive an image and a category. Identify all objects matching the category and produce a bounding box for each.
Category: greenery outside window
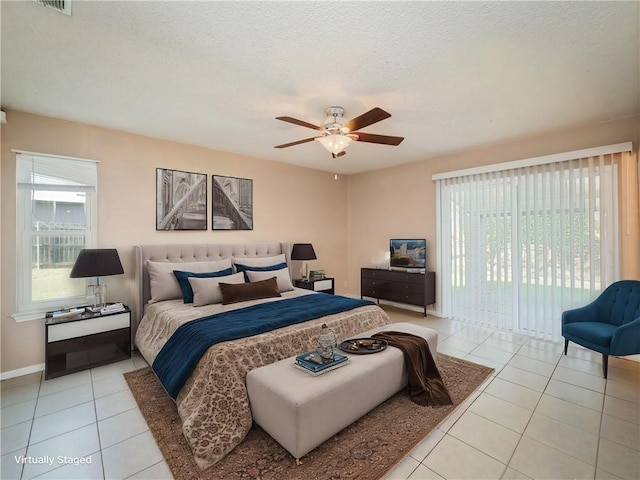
[15,153,98,319]
[435,145,626,340]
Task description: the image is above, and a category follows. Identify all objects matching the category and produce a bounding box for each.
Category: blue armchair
[562,280,640,378]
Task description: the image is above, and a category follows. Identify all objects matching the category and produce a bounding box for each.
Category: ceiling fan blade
[274,137,320,149]
[275,116,323,131]
[345,107,391,132]
[353,132,404,146]
[331,151,347,159]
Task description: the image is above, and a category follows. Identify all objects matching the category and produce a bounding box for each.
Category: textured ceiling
[2,1,639,174]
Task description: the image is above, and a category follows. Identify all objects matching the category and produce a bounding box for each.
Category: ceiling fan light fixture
[317,134,354,156]
[275,106,403,155]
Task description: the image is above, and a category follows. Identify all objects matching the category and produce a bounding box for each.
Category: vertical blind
[436,150,624,340]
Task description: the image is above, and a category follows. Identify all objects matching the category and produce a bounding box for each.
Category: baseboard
[0,363,45,380]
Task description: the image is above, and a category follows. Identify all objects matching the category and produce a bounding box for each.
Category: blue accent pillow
[173,268,233,303]
[234,262,288,281]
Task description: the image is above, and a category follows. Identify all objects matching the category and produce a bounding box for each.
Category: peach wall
[1,110,348,374]
[347,116,640,302]
[2,110,638,375]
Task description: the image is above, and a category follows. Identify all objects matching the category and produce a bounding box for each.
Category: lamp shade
[291,243,317,261]
[317,134,353,156]
[70,249,124,279]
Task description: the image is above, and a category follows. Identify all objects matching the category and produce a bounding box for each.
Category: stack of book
[45,306,86,320]
[294,351,348,376]
[309,270,325,280]
[100,302,126,315]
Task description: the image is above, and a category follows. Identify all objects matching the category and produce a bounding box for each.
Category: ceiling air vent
[34,0,71,16]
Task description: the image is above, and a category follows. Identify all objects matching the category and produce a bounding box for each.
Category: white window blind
[436,148,625,340]
[15,153,98,318]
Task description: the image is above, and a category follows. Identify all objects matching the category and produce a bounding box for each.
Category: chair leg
[564,339,569,355]
[602,354,608,379]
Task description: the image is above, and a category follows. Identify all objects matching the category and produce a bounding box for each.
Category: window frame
[13,152,98,321]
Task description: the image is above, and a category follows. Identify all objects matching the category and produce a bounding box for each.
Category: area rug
[124,354,492,480]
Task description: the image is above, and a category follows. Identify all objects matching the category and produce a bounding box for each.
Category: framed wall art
[212,175,253,230]
[156,168,207,230]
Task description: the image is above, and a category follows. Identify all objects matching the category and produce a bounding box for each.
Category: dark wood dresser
[361,268,435,316]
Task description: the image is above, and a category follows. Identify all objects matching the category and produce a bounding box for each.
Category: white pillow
[232,253,286,268]
[246,267,294,293]
[189,272,245,306]
[147,258,232,303]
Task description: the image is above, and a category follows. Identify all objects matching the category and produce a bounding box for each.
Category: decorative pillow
[173,268,234,303]
[146,259,232,303]
[233,254,287,278]
[234,254,289,281]
[232,253,286,268]
[246,268,294,293]
[219,277,281,305]
[189,272,245,307]
[235,262,288,281]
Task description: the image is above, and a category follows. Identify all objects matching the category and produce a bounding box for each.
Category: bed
[133,242,392,469]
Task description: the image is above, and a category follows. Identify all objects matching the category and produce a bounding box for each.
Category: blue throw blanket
[152,294,375,399]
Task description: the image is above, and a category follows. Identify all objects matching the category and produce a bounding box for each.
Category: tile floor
[1,306,638,479]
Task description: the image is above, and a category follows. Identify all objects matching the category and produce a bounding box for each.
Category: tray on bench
[339,337,388,354]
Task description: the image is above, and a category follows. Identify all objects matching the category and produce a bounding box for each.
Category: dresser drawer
[384,289,423,305]
[362,268,424,284]
[47,328,130,355]
[387,281,423,295]
[391,272,424,284]
[313,279,333,291]
[362,269,401,282]
[361,279,380,298]
[47,312,130,342]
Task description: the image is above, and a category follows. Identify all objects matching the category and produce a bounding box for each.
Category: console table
[361,268,435,316]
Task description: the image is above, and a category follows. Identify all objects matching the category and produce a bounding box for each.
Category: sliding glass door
[439,155,619,340]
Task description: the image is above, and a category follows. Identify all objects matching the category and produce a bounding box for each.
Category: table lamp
[70,248,124,308]
[291,243,317,281]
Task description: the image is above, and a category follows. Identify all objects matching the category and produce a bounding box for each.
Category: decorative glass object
[88,284,107,309]
[317,323,337,361]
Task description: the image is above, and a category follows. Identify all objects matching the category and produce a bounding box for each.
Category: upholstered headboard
[133,242,292,331]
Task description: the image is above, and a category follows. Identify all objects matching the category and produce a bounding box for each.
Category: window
[15,153,98,318]
[435,145,628,340]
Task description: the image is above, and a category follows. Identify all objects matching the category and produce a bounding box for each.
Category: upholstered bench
[245,322,438,461]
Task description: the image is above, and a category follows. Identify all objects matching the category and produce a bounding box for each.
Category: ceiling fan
[274,106,404,158]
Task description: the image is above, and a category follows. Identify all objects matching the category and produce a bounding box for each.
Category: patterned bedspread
[135,289,391,469]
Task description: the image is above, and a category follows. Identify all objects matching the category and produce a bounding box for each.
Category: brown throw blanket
[372,331,453,406]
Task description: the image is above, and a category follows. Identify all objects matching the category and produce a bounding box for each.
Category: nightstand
[294,277,335,294]
[45,306,131,380]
